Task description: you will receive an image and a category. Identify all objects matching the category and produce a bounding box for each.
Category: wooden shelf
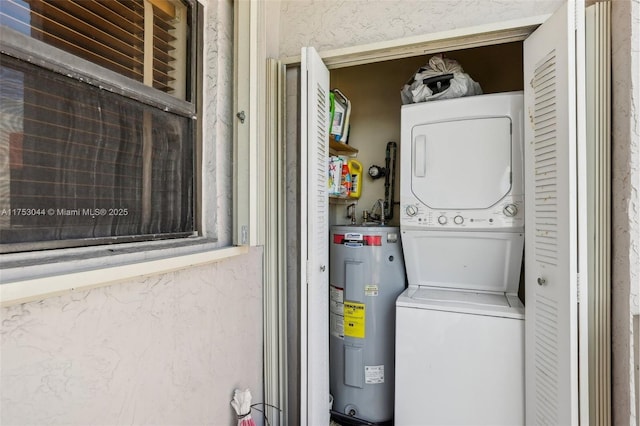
[329,139,358,156]
[329,140,358,205]
[329,195,358,205]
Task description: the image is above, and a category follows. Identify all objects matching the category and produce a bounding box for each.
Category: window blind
[0,0,195,253]
[0,0,184,97]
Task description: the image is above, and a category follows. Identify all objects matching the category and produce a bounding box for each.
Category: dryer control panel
[401,194,524,231]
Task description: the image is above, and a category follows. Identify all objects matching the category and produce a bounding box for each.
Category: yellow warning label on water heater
[343,302,365,338]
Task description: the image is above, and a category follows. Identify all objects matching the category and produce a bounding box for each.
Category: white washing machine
[396,92,525,425]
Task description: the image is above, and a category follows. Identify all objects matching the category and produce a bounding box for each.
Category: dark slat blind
[0,0,183,96]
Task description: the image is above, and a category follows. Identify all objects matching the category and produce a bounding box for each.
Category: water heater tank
[329,226,406,424]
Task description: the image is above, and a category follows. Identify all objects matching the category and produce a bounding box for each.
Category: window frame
[0,0,259,306]
[0,0,200,252]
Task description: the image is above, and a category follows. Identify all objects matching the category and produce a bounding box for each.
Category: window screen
[0,0,196,253]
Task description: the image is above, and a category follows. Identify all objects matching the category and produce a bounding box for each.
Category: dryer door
[411,117,512,209]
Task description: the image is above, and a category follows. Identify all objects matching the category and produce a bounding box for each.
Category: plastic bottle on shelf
[341,162,351,197]
[348,159,363,198]
[329,156,343,195]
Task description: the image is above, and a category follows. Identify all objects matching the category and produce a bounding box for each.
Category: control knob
[437,215,448,225]
[454,215,464,225]
[405,205,418,217]
[503,204,518,217]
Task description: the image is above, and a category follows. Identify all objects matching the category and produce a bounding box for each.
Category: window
[0,0,198,253]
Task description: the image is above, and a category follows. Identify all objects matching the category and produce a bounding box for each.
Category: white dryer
[396,92,525,425]
[400,91,524,236]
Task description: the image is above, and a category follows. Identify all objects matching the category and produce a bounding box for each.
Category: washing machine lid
[396,287,524,319]
[411,117,512,210]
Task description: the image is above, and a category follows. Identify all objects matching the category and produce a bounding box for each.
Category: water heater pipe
[384,141,397,220]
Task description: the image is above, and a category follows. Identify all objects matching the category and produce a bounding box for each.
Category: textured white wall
[611,0,639,425]
[203,0,234,245]
[1,1,265,425]
[278,0,562,57]
[285,66,300,426]
[0,248,264,426]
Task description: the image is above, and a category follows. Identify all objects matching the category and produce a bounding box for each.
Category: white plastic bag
[231,389,257,426]
[401,55,482,104]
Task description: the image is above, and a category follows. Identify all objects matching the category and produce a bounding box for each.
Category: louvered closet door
[524,1,584,424]
[300,46,330,426]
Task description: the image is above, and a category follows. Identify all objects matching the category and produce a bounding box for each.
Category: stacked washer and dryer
[396,92,526,425]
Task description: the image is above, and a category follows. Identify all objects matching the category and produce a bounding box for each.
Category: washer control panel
[401,196,524,230]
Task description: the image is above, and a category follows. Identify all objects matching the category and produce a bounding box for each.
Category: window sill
[0,238,249,307]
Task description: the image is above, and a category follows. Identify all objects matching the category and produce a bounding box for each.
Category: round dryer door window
[410,116,512,210]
